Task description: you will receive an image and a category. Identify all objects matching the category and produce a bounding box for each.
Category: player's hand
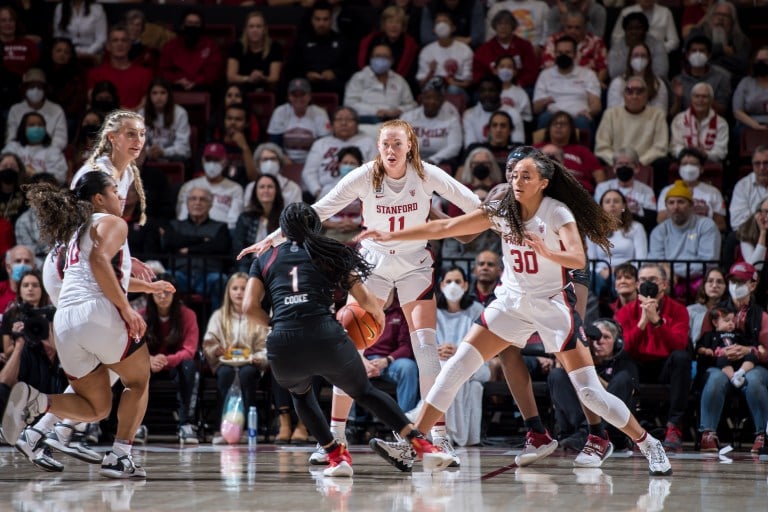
[238,238,274,260]
[355,229,392,243]
[523,231,549,256]
[120,307,147,341]
[131,257,156,282]
[148,280,176,295]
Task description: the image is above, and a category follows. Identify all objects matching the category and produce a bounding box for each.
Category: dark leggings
[268,318,411,446]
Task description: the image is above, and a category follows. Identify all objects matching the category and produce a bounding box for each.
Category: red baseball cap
[728,262,758,282]
[202,143,226,159]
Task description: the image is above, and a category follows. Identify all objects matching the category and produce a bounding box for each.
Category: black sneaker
[100,451,146,479]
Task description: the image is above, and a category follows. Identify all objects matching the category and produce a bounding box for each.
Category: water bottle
[247,406,258,446]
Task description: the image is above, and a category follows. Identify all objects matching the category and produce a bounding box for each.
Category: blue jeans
[699,365,768,433]
[370,356,420,412]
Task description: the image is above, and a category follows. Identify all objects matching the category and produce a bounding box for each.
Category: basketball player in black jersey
[242,202,453,476]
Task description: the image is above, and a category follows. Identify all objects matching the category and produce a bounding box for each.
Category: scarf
[681,107,718,151]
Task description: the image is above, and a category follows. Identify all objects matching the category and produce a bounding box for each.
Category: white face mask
[688,51,708,68]
[260,159,280,176]
[442,282,465,302]
[678,164,700,182]
[203,161,223,179]
[25,87,44,103]
[630,56,648,72]
[434,22,451,39]
[729,282,751,300]
[497,67,514,82]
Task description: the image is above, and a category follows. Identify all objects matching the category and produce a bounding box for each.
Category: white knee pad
[332,386,349,398]
[411,329,442,398]
[568,366,630,429]
[426,343,484,412]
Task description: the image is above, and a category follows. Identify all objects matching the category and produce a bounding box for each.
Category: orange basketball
[336,303,381,350]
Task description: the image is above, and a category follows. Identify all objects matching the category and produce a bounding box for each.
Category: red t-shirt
[0,280,16,316]
[87,62,153,110]
[3,37,39,76]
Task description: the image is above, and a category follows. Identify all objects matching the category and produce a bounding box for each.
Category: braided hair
[279,202,373,290]
[87,109,148,226]
[371,120,424,192]
[25,170,115,247]
[487,153,616,254]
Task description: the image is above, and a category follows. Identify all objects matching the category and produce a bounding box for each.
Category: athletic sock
[33,413,59,433]
[634,430,649,449]
[113,439,132,457]
[431,422,447,440]
[524,416,546,434]
[330,418,346,441]
[588,423,607,439]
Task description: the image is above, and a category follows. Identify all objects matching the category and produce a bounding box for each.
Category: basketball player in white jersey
[3,172,174,479]
[363,153,673,477]
[239,119,482,467]
[16,111,154,471]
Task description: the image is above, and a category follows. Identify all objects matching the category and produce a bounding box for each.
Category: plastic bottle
[248,406,258,446]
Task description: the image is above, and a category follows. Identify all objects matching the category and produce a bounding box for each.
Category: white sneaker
[2,383,47,443]
[178,424,199,445]
[15,427,64,472]
[515,430,558,467]
[309,443,329,465]
[639,436,673,476]
[573,434,614,468]
[44,423,102,464]
[432,436,460,468]
[369,437,415,472]
[100,451,147,479]
[731,369,746,388]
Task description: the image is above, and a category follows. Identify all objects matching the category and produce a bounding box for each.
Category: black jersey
[250,242,335,324]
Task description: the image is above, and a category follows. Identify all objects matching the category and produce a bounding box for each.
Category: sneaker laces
[580,436,607,457]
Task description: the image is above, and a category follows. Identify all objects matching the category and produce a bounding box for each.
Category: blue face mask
[11,263,32,282]
[370,57,392,75]
[25,126,46,144]
[339,164,356,177]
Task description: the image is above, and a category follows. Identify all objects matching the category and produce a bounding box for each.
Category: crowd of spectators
[0,0,768,450]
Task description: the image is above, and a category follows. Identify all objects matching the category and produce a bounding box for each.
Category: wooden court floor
[1,443,767,511]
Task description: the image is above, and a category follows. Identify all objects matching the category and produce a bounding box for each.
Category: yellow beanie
[666,179,693,202]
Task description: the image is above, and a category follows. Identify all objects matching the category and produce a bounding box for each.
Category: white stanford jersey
[488,196,576,297]
[302,133,377,197]
[57,213,132,309]
[314,161,482,254]
[71,155,135,213]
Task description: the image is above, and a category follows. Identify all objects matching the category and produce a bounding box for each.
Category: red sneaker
[699,431,719,453]
[515,430,558,467]
[663,424,683,451]
[409,436,454,472]
[751,433,765,454]
[323,443,352,477]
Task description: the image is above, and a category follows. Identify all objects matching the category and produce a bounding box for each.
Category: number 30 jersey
[313,161,481,254]
[487,196,576,298]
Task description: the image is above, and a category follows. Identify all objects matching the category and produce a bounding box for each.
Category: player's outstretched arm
[358,208,492,244]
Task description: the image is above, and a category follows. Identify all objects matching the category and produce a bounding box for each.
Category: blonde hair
[379,5,407,31]
[241,11,272,58]
[87,109,147,225]
[372,120,424,191]
[219,272,255,343]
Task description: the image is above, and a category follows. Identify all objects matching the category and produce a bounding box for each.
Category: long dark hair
[599,189,634,234]
[248,174,283,232]
[16,112,52,147]
[59,0,92,32]
[279,202,373,290]
[144,77,176,129]
[13,269,50,307]
[144,273,183,354]
[543,111,577,145]
[488,153,616,254]
[24,171,115,247]
[436,266,475,310]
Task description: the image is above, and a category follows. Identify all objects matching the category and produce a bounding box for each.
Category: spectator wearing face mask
[158,8,222,91]
[2,112,67,184]
[0,244,36,314]
[495,55,533,124]
[321,146,364,244]
[416,13,473,97]
[670,35,731,117]
[657,148,726,232]
[6,68,67,151]
[176,143,244,230]
[247,143,302,207]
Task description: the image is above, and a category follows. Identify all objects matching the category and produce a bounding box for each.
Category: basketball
[336,303,381,350]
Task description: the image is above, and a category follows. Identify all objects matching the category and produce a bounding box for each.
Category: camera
[14,303,56,348]
[639,280,659,299]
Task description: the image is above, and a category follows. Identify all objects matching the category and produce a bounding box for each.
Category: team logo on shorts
[577,325,589,345]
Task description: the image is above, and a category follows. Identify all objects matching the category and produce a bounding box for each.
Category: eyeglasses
[551,121,569,127]
[753,160,768,168]
[624,87,647,95]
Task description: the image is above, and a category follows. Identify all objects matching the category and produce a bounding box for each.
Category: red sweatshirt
[142,305,199,369]
[615,296,690,362]
[473,36,539,87]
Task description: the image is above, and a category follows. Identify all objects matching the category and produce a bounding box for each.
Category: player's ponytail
[280,202,372,289]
